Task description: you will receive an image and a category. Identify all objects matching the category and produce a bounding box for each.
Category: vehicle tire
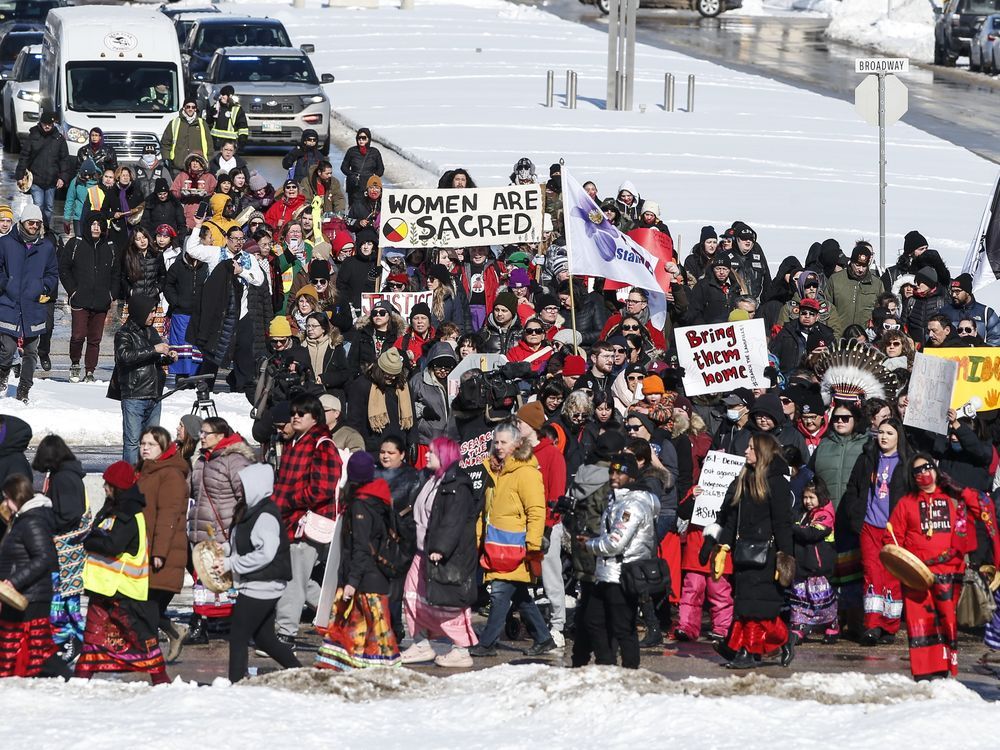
[971,48,981,72]
[597,0,610,15]
[695,0,723,17]
[934,42,944,66]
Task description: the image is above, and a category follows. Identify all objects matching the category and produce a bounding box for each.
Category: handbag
[732,499,771,568]
[296,510,336,545]
[620,557,670,598]
[479,523,526,574]
[957,565,997,628]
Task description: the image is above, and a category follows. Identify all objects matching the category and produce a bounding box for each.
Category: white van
[39,6,183,161]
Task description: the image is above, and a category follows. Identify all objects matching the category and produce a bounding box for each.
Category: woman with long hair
[107,165,144,249]
[136,426,191,663]
[399,437,481,667]
[346,301,406,375]
[887,453,980,680]
[704,432,795,669]
[122,227,167,337]
[878,328,915,369]
[301,311,350,396]
[31,435,89,662]
[839,417,910,646]
[343,348,415,452]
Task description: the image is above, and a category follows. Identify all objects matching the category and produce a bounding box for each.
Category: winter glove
[775,551,796,588]
[526,549,544,578]
[698,536,716,566]
[711,544,730,582]
[421,405,440,421]
[38,294,51,304]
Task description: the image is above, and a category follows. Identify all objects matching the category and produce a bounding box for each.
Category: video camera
[169,374,218,418]
[455,361,539,422]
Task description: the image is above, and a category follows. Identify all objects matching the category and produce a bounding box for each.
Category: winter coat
[63,176,99,223]
[712,458,794,619]
[264,195,307,231]
[686,273,740,324]
[164,255,207,316]
[75,143,118,175]
[272,426,342,541]
[336,252,378,309]
[776,293,844,338]
[346,194,381,234]
[160,117,211,165]
[282,143,324,180]
[207,152,249,176]
[299,165,346,214]
[683,244,717,282]
[769,319,835,375]
[0,496,57,603]
[942,296,1000,346]
[886,487,978,573]
[810,431,868,510]
[479,454,546,583]
[827,268,884,330]
[344,372,414,452]
[792,502,835,577]
[838,444,907,536]
[410,363,458,445]
[475,312,523,354]
[340,145,385,199]
[0,228,59,338]
[586,483,659,585]
[122,250,167,302]
[906,286,948,347]
[758,255,803,331]
[45,458,87,536]
[15,125,71,189]
[534,437,567,527]
[142,193,187,240]
[422,466,481,607]
[138,447,191,593]
[105,183,145,249]
[60,234,121,312]
[111,315,168,401]
[566,461,611,582]
[171,165,217,229]
[718,243,771,302]
[188,437,255,545]
[83,486,147,601]
[227,465,292,597]
[341,480,392,595]
[934,422,993,493]
[0,415,32,487]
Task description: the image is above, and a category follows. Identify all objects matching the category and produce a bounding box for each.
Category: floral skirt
[788,575,838,629]
[74,595,167,681]
[315,590,400,672]
[0,602,59,678]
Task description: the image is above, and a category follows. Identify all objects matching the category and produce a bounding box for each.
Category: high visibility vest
[83,512,149,601]
[168,117,209,162]
[210,104,249,141]
[87,185,105,213]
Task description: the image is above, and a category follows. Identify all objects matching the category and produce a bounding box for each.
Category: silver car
[970,13,1000,73]
[194,46,334,151]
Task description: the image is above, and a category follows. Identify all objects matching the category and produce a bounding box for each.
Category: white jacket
[184,231,265,320]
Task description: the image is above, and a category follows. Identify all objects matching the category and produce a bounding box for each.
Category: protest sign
[380,185,543,249]
[691,451,746,526]
[903,352,958,435]
[673,319,769,396]
[924,347,1000,411]
[361,290,433,317]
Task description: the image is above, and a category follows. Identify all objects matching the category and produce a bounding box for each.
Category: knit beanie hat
[249,173,268,192]
[517,401,546,432]
[699,225,717,244]
[903,230,928,255]
[494,292,518,315]
[563,355,587,377]
[410,302,432,321]
[427,264,452,286]
[347,451,376,483]
[103,461,138,490]
[180,414,203,442]
[269,316,293,338]
[308,259,331,281]
[508,268,531,289]
[377,347,404,375]
[914,266,938,288]
[642,375,665,395]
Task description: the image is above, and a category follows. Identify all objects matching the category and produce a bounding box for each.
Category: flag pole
[559,164,580,356]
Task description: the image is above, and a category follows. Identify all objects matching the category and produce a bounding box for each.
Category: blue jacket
[942,296,1000,346]
[0,228,59,338]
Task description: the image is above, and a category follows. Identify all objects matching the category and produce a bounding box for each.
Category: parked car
[195,46,334,153]
[584,0,743,17]
[0,22,42,93]
[935,0,1000,67]
[0,0,65,24]
[970,13,1000,71]
[0,43,40,152]
[182,16,291,86]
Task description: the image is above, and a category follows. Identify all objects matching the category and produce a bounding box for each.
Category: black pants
[229,593,301,683]
[38,300,55,357]
[571,581,599,667]
[148,588,177,634]
[586,581,640,669]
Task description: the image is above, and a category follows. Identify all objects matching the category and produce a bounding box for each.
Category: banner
[673,319,770,396]
[562,170,667,329]
[691,451,746,526]
[361,290,432,317]
[924,347,1000,411]
[380,185,544,249]
[903,352,958,435]
[605,228,676,292]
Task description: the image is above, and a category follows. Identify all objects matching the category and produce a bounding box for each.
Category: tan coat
[478,454,546,583]
[138,448,191,594]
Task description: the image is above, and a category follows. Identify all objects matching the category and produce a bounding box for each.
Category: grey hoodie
[224,463,286,599]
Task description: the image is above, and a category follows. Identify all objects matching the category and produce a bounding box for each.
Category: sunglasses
[291,410,309,418]
[626,424,642,432]
[612,347,626,354]
[883,322,900,330]
[622,325,640,331]
[799,309,818,316]
[831,414,853,423]
[627,374,643,381]
[886,340,902,347]
[311,279,328,285]
[911,463,934,476]
[959,327,975,334]
[371,310,389,317]
[199,431,216,437]
[804,283,819,290]
[524,328,544,334]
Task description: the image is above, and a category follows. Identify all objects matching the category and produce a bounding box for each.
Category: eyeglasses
[911,463,934,475]
[883,322,900,330]
[959,327,975,334]
[626,424,642,432]
[626,298,645,305]
[622,324,640,331]
[831,414,853,423]
[311,279,328,286]
[304,323,322,330]
[542,305,559,312]
[291,410,309,418]
[371,310,389,318]
[199,431,216,437]
[524,328,544,335]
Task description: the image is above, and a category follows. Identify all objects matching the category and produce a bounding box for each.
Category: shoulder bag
[731,499,771,568]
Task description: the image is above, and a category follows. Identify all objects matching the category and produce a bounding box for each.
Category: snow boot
[83,371,96,383]
[725,648,758,670]
[183,615,209,646]
[860,627,883,647]
[162,620,188,664]
[15,384,29,403]
[69,364,80,382]
[638,594,663,647]
[0,367,8,395]
[780,640,795,667]
[40,353,51,371]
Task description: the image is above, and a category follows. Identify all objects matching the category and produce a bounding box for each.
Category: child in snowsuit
[674,486,733,642]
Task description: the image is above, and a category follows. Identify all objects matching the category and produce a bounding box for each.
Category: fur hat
[103,461,138,490]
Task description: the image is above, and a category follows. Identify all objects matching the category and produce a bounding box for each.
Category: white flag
[561,170,667,329]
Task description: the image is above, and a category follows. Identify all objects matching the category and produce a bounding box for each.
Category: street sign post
[854,58,909,269]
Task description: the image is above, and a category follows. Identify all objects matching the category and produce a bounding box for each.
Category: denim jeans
[121,398,162,463]
[29,186,56,228]
[478,579,551,648]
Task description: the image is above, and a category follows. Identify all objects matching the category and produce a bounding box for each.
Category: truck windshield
[965,0,1000,13]
[194,24,290,53]
[66,61,179,113]
[217,55,317,84]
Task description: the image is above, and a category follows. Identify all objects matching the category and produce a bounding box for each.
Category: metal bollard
[687,74,695,113]
[566,70,572,106]
[568,71,578,109]
[664,73,675,112]
[546,70,554,107]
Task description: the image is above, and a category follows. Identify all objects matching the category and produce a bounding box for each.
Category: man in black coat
[717,223,771,303]
[142,178,187,241]
[60,219,121,383]
[15,112,71,228]
[769,298,834,375]
[109,295,175,463]
[340,127,385,205]
[687,257,741,325]
[0,414,32,487]
[907,266,949,348]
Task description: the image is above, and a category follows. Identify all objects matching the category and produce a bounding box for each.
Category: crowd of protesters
[1,111,1000,685]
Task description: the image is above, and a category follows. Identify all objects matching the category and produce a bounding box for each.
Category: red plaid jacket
[272,425,343,541]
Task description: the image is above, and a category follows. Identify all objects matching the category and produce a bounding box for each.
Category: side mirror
[321,73,335,84]
[300,43,315,54]
[0,71,8,81]
[192,72,206,82]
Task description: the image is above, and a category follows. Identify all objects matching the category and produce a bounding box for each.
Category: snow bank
[827,0,935,62]
[1,666,992,748]
[0,379,255,445]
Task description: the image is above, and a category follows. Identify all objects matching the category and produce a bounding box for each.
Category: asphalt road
[540,4,1000,164]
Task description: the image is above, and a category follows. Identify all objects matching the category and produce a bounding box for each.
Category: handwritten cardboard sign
[903,352,958,436]
[691,451,746,526]
[674,319,769,396]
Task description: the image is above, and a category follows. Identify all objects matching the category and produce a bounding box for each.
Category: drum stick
[886,521,900,546]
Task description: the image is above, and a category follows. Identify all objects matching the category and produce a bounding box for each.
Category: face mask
[915,471,935,488]
[726,409,742,422]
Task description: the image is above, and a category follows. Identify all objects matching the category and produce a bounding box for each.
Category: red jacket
[460,260,504,310]
[505,339,553,373]
[600,312,667,351]
[272,425,343,541]
[885,487,978,572]
[534,437,566,528]
[393,327,435,367]
[265,194,307,230]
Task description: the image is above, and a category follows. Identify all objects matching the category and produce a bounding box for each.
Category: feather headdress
[811,339,897,405]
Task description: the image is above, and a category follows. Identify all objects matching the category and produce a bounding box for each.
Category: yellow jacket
[479,455,546,583]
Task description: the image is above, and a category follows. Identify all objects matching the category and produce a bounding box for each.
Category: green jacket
[827,269,884,330]
[810,432,867,511]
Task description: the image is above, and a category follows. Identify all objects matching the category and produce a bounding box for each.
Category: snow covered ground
[827,0,935,62]
[2,665,997,748]
[235,0,992,272]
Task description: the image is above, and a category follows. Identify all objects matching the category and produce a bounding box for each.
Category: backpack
[369,496,416,580]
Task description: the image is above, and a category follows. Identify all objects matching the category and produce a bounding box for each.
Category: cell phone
[195,199,210,220]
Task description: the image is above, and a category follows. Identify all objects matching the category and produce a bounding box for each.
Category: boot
[860,627,882,647]
[725,648,758,670]
[0,367,8,396]
[15,384,29,404]
[162,620,188,664]
[69,364,80,383]
[183,614,209,646]
[638,595,663,647]
[39,353,51,372]
[780,639,795,667]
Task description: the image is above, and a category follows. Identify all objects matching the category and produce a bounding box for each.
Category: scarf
[359,145,368,156]
[305,335,331,383]
[368,381,413,433]
[183,112,198,125]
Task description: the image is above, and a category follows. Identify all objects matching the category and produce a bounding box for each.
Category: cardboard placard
[673,319,769,396]
[691,451,746,526]
[903,352,959,436]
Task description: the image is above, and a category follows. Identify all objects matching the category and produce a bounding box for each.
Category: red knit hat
[563,355,587,377]
[103,461,137,490]
[332,233,355,254]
